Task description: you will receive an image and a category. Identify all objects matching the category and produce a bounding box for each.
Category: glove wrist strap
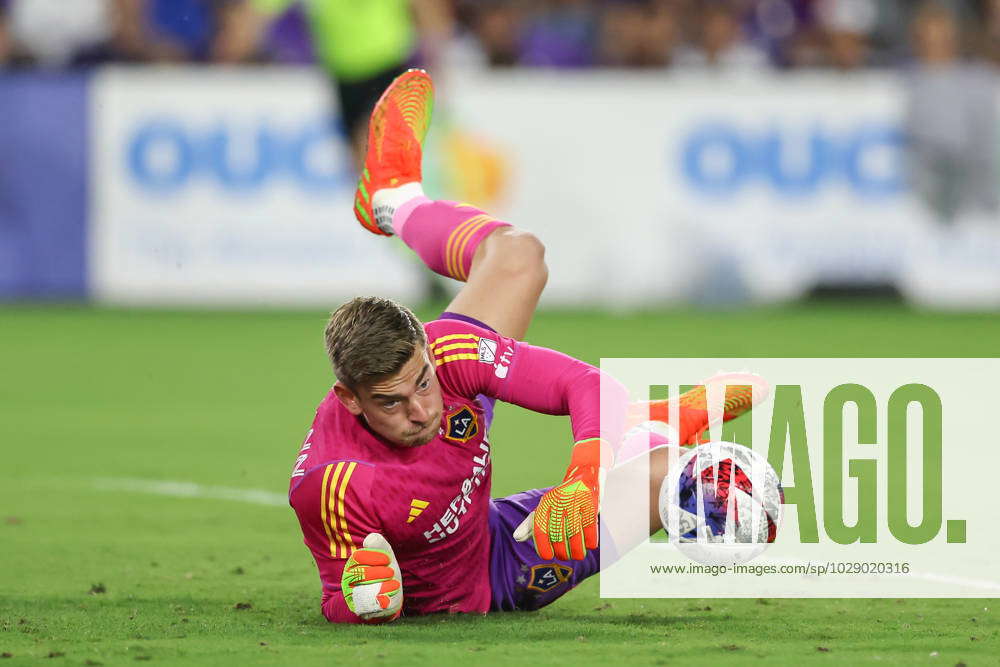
[566,437,613,478]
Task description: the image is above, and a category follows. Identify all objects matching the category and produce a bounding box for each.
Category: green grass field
[2,302,999,665]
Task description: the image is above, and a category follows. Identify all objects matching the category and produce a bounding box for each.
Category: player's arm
[487,342,625,561]
[289,461,403,624]
[428,319,625,445]
[429,319,627,561]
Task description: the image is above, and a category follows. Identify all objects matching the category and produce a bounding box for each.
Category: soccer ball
[658,441,783,566]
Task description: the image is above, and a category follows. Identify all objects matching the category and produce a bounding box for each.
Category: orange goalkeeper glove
[341,533,403,622]
[513,438,609,561]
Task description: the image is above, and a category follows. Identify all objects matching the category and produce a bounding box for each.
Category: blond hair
[324,297,426,389]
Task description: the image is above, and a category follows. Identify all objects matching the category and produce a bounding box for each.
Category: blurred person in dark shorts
[215,0,452,169]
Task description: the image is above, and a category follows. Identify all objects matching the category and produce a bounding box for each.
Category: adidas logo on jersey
[407,499,429,523]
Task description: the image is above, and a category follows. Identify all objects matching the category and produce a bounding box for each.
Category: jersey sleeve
[426,318,627,448]
[289,459,383,624]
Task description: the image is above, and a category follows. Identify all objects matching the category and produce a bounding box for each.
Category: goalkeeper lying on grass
[289,69,762,623]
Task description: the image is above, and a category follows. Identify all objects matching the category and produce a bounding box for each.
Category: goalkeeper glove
[513,438,609,561]
[341,533,403,622]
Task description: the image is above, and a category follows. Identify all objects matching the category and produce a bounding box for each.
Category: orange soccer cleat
[626,372,770,445]
[353,69,434,236]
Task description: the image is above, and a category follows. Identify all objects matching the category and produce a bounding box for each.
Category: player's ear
[333,381,363,415]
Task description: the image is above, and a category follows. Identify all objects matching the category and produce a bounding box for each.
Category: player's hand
[341,533,403,622]
[513,438,608,561]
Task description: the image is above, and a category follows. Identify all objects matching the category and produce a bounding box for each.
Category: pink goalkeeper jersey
[289,317,617,622]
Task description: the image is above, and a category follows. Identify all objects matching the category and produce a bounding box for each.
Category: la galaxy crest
[445,405,479,443]
[527,564,573,592]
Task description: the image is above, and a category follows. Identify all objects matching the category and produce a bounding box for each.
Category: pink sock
[392,198,510,281]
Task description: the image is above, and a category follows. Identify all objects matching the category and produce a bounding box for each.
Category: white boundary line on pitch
[95,477,287,507]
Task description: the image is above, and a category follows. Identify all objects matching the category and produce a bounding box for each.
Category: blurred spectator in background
[676,1,768,70]
[134,0,239,62]
[817,0,877,69]
[0,0,242,66]
[599,0,679,68]
[746,0,820,67]
[0,1,10,66]
[905,1,998,223]
[465,0,524,67]
[521,0,596,67]
[215,0,453,168]
[1,0,115,66]
[0,0,998,76]
[979,0,1000,63]
[254,3,314,63]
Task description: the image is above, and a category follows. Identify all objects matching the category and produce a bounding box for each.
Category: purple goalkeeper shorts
[487,489,602,611]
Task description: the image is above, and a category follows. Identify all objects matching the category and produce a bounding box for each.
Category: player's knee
[491,228,548,288]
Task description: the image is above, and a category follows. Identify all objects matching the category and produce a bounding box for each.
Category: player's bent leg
[392,199,546,340]
[350,69,547,341]
[601,445,672,560]
[622,372,770,448]
[445,225,547,341]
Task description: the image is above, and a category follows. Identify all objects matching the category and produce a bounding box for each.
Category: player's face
[350,346,443,447]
